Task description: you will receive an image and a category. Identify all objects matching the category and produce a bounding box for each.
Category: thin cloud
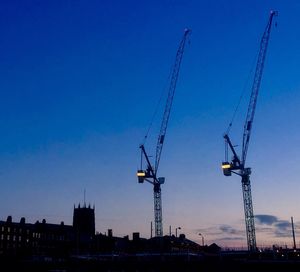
[194,227,222,236]
[219,225,244,236]
[255,214,278,225]
[255,214,293,238]
[193,215,297,246]
[193,224,245,244]
[275,221,291,230]
[274,220,292,237]
[194,224,244,237]
[216,237,244,241]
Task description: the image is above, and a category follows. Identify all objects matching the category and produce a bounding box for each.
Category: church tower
[73,203,95,253]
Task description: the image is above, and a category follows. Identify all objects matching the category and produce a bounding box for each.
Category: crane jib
[246,121,251,131]
[159,135,165,144]
[242,11,277,164]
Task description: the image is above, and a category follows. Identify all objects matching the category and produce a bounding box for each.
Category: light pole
[176,227,181,238]
[199,233,204,246]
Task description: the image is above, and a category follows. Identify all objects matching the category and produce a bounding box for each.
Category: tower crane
[221,11,277,251]
[137,29,191,237]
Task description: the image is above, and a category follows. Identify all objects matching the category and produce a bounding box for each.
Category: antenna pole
[292,216,296,250]
[84,189,86,206]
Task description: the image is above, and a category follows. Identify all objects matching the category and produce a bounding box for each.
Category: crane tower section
[222,11,277,251]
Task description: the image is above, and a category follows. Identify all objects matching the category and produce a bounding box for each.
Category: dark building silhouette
[0,215,73,259]
[0,203,206,263]
[73,203,95,254]
[0,203,95,258]
[3,205,300,271]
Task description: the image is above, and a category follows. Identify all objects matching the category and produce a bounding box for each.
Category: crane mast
[137,29,191,237]
[222,11,277,251]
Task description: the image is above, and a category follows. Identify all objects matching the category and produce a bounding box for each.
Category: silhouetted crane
[222,11,277,251]
[137,29,191,237]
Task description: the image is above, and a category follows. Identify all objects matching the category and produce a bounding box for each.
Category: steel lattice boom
[155,29,190,174]
[242,11,277,165]
[137,29,191,237]
[222,11,277,251]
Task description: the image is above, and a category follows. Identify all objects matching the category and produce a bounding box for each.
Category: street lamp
[199,233,204,246]
[176,227,181,238]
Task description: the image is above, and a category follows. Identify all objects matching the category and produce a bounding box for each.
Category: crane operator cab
[137,167,152,183]
[222,162,232,176]
[137,170,146,183]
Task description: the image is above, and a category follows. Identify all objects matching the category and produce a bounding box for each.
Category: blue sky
[1,0,300,248]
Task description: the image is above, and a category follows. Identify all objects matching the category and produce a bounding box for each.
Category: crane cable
[141,66,173,146]
[225,48,260,135]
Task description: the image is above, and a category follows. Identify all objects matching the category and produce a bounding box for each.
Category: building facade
[0,203,203,260]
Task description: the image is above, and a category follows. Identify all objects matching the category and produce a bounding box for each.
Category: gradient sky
[1,0,300,249]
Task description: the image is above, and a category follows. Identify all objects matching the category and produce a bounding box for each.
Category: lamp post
[199,233,204,246]
[176,227,181,238]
